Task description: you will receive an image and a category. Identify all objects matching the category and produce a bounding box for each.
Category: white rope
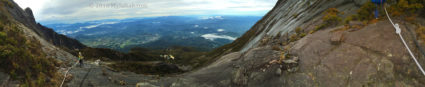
[384,5,425,76]
[59,60,80,87]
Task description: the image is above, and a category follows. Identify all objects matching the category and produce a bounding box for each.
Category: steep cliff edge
[217,0,365,53]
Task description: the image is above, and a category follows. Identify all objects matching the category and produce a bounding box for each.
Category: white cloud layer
[14,0,277,23]
[201,34,236,41]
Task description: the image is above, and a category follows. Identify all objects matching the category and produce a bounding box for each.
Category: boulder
[353,0,368,6]
[330,31,344,45]
[136,82,159,87]
[0,72,10,87]
[276,68,282,76]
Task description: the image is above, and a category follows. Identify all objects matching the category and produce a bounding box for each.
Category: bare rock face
[0,72,20,87]
[0,72,10,87]
[18,23,77,62]
[353,0,368,6]
[142,20,425,87]
[285,21,425,86]
[23,7,35,24]
[231,0,369,52]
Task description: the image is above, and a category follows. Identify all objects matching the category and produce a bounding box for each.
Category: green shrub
[356,1,376,21]
[310,8,343,34]
[1,0,13,8]
[292,27,306,40]
[343,15,354,24]
[0,23,3,30]
[322,8,343,26]
[272,45,281,51]
[299,33,307,38]
[309,29,316,34]
[289,34,298,42]
[416,25,425,41]
[0,31,6,38]
[392,0,423,15]
[292,13,299,18]
[317,24,328,31]
[295,27,302,34]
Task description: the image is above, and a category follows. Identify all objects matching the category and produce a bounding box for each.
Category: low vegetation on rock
[0,2,59,87]
[416,25,425,41]
[309,8,343,34]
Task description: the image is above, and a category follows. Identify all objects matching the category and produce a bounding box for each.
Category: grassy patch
[388,0,424,17]
[416,25,425,41]
[353,1,376,22]
[322,8,343,27]
[1,0,13,8]
[346,0,424,24]
[289,34,299,42]
[310,8,343,34]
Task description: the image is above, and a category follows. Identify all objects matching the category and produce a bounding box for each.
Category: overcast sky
[14,0,277,23]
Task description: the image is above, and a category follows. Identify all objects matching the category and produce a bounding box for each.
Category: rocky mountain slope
[133,0,425,87]
[1,0,84,65]
[217,0,366,52]
[0,1,78,87]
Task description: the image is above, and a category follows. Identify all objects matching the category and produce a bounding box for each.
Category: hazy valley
[45,16,262,52]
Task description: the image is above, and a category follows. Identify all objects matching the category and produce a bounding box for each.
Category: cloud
[200,16,224,20]
[57,22,118,35]
[14,0,278,23]
[201,34,236,41]
[217,29,225,32]
[83,22,118,29]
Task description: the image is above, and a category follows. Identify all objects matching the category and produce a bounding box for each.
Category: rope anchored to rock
[384,4,425,76]
[59,60,79,87]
